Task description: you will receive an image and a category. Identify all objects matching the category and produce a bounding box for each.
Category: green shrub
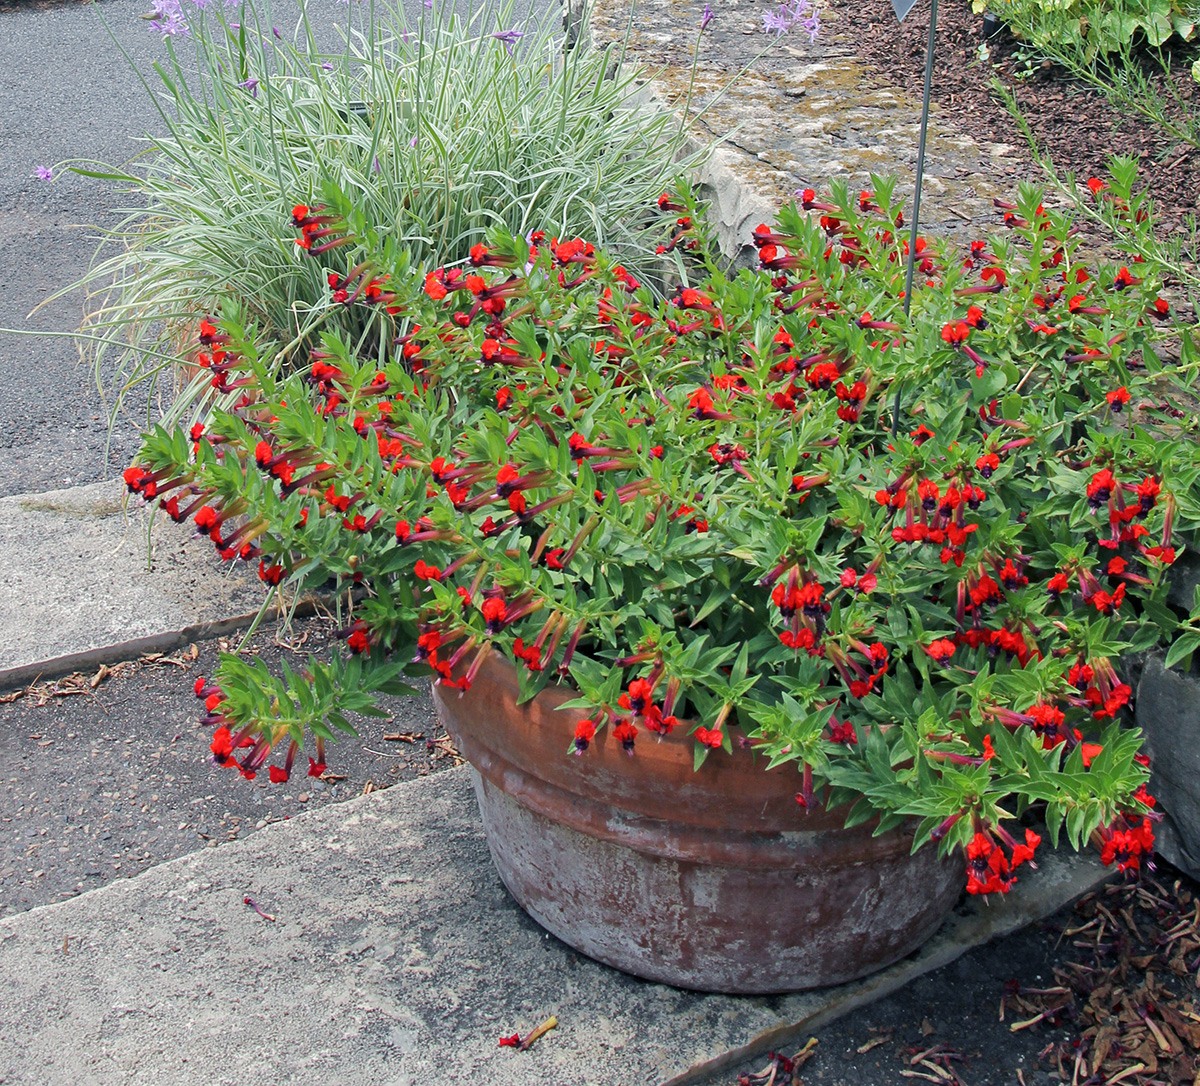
[977,0,1196,56]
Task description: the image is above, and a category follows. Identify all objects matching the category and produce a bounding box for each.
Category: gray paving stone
[0,480,265,679]
[0,766,1109,1086]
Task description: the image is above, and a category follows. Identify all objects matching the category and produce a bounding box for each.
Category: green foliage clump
[977,0,1196,56]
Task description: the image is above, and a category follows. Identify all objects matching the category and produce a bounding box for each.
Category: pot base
[467,766,960,994]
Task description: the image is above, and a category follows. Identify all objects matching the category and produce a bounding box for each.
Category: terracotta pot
[432,652,963,994]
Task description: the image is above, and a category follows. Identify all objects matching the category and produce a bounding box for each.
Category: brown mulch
[728,873,1200,1086]
[848,0,1200,238]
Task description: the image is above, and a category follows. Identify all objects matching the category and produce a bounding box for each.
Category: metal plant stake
[890,0,939,437]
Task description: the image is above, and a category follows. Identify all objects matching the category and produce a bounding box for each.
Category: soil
[0,614,456,917]
[847,0,1200,237]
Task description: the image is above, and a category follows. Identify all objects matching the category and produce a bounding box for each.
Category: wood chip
[1092,1027,1116,1075]
[856,1036,889,1054]
[1103,1063,1146,1085]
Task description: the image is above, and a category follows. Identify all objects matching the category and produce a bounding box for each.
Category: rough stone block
[1137,653,1200,878]
[1168,549,1200,615]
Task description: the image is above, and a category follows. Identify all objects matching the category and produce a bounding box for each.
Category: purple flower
[35,165,53,182]
[762,0,819,38]
[373,156,381,174]
[321,62,335,71]
[237,77,259,98]
[148,0,189,37]
[492,28,524,54]
[701,3,713,28]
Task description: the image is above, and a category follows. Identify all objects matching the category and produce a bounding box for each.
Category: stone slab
[1137,653,1200,881]
[0,479,268,680]
[0,766,1110,1086]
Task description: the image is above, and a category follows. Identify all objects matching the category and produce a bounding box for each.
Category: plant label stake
[890,0,939,438]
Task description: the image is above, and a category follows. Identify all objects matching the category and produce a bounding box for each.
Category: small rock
[297,793,309,803]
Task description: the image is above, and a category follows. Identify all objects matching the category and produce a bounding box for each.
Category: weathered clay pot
[432,652,963,994]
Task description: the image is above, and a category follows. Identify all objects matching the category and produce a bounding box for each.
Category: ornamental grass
[55,0,702,434]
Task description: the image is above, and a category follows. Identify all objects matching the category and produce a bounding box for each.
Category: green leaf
[1165,632,1200,672]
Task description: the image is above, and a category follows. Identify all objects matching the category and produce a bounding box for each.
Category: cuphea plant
[128,172,1200,894]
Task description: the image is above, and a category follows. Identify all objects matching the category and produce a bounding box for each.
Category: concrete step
[0,763,1110,1086]
[0,479,281,687]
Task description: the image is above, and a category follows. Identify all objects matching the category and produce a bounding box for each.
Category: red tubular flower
[1026,703,1068,748]
[572,718,596,755]
[941,321,969,346]
[965,832,1015,895]
[1112,266,1137,291]
[923,639,955,663]
[1090,582,1125,616]
[618,678,655,716]
[1086,469,1116,509]
[1135,476,1160,514]
[1006,827,1040,869]
[1100,817,1153,872]
[687,388,730,420]
[694,726,724,749]
[258,560,285,586]
[123,466,151,493]
[1106,387,1130,412]
[804,360,841,390]
[828,717,857,745]
[612,720,638,754]
[481,596,507,634]
[424,271,448,300]
[210,726,236,767]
